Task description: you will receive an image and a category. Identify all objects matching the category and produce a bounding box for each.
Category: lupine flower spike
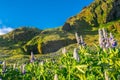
[109,33,114,40]
[30,51,35,62]
[73,48,80,62]
[98,29,103,48]
[102,28,107,39]
[75,32,80,44]
[20,64,26,74]
[13,64,16,69]
[80,35,86,46]
[54,74,58,80]
[98,28,117,49]
[2,61,6,73]
[62,47,66,55]
[104,71,109,80]
[39,61,44,66]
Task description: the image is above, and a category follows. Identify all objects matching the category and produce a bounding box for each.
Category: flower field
[0,28,120,80]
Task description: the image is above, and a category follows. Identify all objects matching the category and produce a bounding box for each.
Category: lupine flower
[98,28,117,49]
[105,40,111,48]
[109,33,114,40]
[0,78,2,80]
[104,71,109,80]
[98,29,104,48]
[102,28,107,38]
[39,61,44,66]
[30,51,35,62]
[111,40,117,48]
[73,48,80,62]
[75,32,80,44]
[13,64,16,69]
[80,35,86,46]
[62,47,66,55]
[2,61,6,73]
[54,74,58,80]
[20,64,26,74]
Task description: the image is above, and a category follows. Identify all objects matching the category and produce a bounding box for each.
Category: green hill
[0,0,120,56]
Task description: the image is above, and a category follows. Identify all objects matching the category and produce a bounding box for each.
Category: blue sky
[0,0,93,35]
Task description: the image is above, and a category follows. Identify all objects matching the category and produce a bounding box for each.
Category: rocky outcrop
[107,0,120,22]
[42,39,76,54]
[23,38,76,54]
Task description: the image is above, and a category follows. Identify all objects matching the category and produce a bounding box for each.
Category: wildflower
[111,40,117,48]
[20,64,26,74]
[104,71,109,80]
[62,47,66,55]
[0,78,2,80]
[98,28,117,49]
[105,40,111,48]
[2,61,6,73]
[102,28,107,38]
[98,29,104,48]
[13,64,16,69]
[73,48,80,62]
[75,32,80,44]
[39,61,44,66]
[30,51,35,62]
[54,74,58,80]
[109,33,114,40]
[80,35,86,46]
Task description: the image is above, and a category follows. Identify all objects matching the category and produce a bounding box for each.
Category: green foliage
[0,46,120,79]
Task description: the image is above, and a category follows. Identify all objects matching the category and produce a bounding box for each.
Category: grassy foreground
[0,45,120,80]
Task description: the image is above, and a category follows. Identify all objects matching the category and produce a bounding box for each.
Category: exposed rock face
[42,39,76,54]
[62,22,72,31]
[107,0,120,22]
[23,38,76,54]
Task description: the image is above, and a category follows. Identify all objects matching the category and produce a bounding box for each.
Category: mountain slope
[62,0,120,32]
[0,27,41,54]
[0,0,120,55]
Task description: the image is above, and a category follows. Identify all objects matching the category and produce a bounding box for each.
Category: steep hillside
[23,27,76,54]
[0,27,41,54]
[62,0,120,32]
[0,0,120,55]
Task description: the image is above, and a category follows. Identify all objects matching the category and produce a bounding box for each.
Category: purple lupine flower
[80,35,86,46]
[98,29,104,48]
[13,64,16,69]
[2,61,6,73]
[75,32,80,44]
[54,74,58,80]
[109,33,114,40]
[73,48,80,62]
[0,78,2,80]
[102,28,107,38]
[111,40,117,48]
[62,47,66,55]
[30,51,35,63]
[105,40,111,48]
[39,61,44,66]
[104,71,109,80]
[20,64,26,74]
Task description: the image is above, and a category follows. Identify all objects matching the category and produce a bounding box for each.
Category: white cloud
[0,27,14,35]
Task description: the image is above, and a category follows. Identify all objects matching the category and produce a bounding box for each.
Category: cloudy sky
[0,20,13,35]
[0,0,93,35]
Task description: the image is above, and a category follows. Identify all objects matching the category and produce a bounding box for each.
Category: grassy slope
[0,0,120,63]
